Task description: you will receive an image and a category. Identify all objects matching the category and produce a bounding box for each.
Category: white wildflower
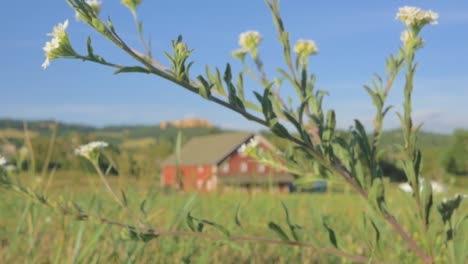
[396,6,439,27]
[398,182,413,193]
[248,137,260,148]
[238,137,259,156]
[48,20,69,39]
[42,20,76,69]
[238,144,248,156]
[5,165,16,172]
[238,31,262,58]
[239,31,262,48]
[398,178,447,194]
[294,39,318,65]
[294,39,318,57]
[74,141,109,160]
[0,156,7,167]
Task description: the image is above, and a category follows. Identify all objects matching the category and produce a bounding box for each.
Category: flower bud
[294,39,318,65]
[122,0,143,12]
[238,31,262,58]
[76,0,102,21]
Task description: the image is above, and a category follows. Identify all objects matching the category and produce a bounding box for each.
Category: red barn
[161,133,293,192]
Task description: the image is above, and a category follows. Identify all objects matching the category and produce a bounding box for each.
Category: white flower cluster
[74,141,109,159]
[294,39,318,56]
[42,20,70,69]
[238,137,259,156]
[0,155,7,167]
[239,31,262,49]
[396,6,439,27]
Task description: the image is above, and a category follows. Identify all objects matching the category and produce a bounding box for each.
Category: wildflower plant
[1,1,465,263]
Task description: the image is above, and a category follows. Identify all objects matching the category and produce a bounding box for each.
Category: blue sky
[1,1,467,133]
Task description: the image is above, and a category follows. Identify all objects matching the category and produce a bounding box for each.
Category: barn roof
[161,132,257,166]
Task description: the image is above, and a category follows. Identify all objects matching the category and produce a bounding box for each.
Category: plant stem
[91,160,149,229]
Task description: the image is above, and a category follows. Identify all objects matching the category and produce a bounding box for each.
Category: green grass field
[1,171,466,263]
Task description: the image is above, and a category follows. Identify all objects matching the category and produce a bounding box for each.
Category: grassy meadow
[1,171,467,263]
[0,120,467,263]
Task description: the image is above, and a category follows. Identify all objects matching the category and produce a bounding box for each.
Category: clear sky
[2,1,467,133]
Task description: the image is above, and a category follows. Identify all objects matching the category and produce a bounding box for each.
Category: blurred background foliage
[1,119,466,184]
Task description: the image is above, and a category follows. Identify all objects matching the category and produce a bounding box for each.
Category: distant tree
[442,129,468,175]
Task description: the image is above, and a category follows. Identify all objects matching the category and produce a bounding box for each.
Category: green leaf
[121,190,128,207]
[323,110,336,143]
[322,219,338,248]
[382,105,393,118]
[236,72,245,100]
[281,201,303,241]
[353,120,372,166]
[268,222,290,241]
[186,211,196,232]
[197,222,204,232]
[199,219,231,237]
[438,195,463,224]
[223,63,232,83]
[139,199,147,217]
[169,193,197,230]
[86,36,94,57]
[114,66,150,75]
[271,121,290,138]
[121,227,158,242]
[214,68,226,96]
[234,203,242,228]
[197,75,212,99]
[421,179,433,226]
[369,178,386,213]
[283,111,301,133]
[364,85,383,109]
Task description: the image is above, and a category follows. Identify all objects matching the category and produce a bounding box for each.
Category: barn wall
[218,142,280,177]
[162,165,216,192]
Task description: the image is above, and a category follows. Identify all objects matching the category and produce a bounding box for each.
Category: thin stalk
[23,122,36,176]
[90,160,149,230]
[40,123,57,178]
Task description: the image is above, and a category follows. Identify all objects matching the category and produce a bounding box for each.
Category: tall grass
[1,171,465,263]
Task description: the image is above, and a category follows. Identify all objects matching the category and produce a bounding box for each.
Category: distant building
[160,118,213,129]
[160,133,293,192]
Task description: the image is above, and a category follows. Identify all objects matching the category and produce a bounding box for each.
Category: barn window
[240,162,248,173]
[257,164,265,173]
[222,163,230,173]
[197,166,204,173]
